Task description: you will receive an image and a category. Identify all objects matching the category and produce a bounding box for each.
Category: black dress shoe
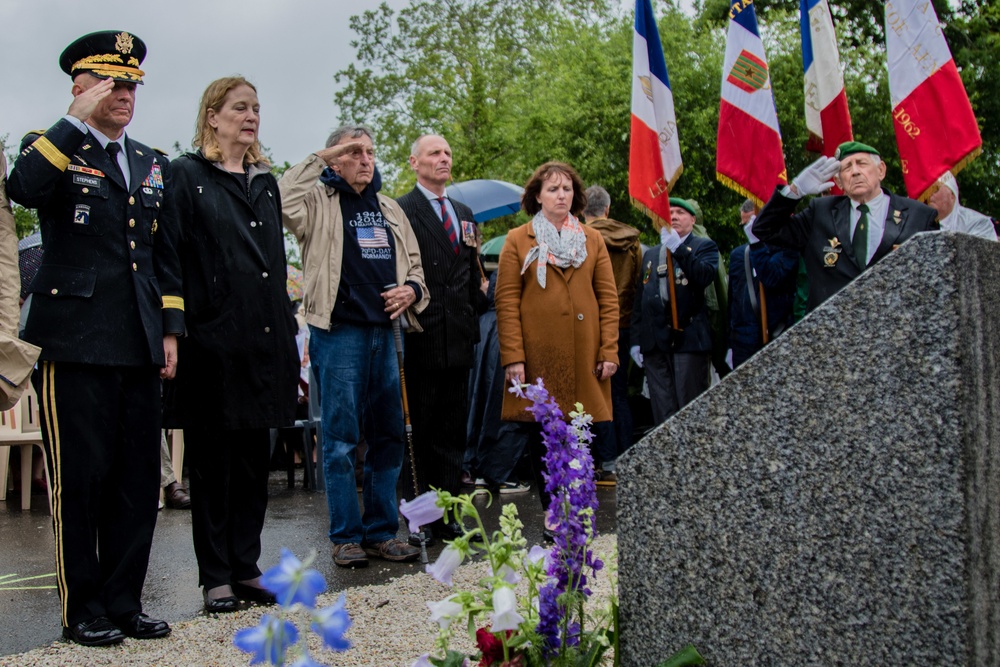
[114,612,171,639]
[231,581,277,605]
[407,530,436,548]
[203,588,241,613]
[62,617,125,646]
[434,521,465,540]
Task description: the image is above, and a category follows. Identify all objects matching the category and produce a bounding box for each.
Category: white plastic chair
[0,383,51,512]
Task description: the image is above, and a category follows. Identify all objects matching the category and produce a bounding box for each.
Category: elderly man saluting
[753,141,938,313]
[280,125,427,568]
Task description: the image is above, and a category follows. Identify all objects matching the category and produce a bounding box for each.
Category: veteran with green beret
[751,141,937,312]
[631,196,720,425]
[6,30,181,647]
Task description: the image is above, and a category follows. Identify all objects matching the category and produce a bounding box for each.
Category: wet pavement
[0,472,617,657]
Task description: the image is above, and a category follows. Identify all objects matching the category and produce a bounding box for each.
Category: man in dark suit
[753,141,938,312]
[631,198,719,426]
[7,31,182,646]
[396,134,488,538]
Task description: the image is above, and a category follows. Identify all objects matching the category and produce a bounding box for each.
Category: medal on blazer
[642,260,652,284]
[823,236,842,267]
[461,220,477,247]
[142,163,164,189]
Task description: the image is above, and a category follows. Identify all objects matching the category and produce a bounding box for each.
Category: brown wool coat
[495,221,619,422]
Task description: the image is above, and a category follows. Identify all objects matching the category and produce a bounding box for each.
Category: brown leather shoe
[332,542,369,568]
[164,482,191,509]
[363,538,420,562]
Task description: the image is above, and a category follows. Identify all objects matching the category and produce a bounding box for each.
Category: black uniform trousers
[403,364,469,499]
[34,361,161,628]
[185,426,270,590]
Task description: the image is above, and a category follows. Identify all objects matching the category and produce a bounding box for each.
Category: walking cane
[385,283,430,564]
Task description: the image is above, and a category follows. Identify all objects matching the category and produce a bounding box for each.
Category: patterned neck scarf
[520,211,588,288]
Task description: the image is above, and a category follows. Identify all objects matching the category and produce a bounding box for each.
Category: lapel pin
[197,186,204,194]
[893,210,902,225]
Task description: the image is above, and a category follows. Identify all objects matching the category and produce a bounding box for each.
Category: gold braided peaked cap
[59,30,147,84]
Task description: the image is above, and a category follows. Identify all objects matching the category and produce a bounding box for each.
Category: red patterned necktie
[437,197,459,254]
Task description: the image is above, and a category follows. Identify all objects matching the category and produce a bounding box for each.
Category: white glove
[629,345,644,368]
[790,156,840,197]
[743,218,760,244]
[660,226,682,252]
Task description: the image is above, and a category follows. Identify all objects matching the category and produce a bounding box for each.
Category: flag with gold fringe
[885,0,981,202]
[716,0,787,206]
[629,0,682,228]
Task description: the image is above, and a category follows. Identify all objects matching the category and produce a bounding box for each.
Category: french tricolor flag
[800,0,852,156]
[716,0,786,206]
[629,0,682,228]
[886,0,981,201]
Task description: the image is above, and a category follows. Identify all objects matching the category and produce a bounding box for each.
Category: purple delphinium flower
[400,491,445,534]
[311,592,352,652]
[425,543,464,586]
[233,614,299,665]
[510,378,601,655]
[411,654,435,667]
[261,548,327,608]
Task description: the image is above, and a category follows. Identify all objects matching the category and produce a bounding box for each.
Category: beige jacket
[0,152,41,409]
[279,153,428,331]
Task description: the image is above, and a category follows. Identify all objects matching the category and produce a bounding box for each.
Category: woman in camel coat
[494,162,619,525]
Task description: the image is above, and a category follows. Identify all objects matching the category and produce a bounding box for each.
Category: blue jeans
[309,323,404,545]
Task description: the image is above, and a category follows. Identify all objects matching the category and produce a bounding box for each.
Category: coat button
[577,313,584,320]
[156,201,160,208]
[50,288,58,295]
[129,196,135,205]
[129,219,136,228]
[250,221,257,228]
[262,272,269,278]
[82,187,89,194]
[132,263,138,271]
[264,326,271,333]
[130,241,136,250]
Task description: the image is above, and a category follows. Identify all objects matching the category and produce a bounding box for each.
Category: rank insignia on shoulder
[74,204,91,225]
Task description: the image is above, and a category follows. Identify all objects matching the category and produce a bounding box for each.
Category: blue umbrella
[447,179,523,222]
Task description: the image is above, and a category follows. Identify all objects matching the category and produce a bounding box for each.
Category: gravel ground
[0,535,618,667]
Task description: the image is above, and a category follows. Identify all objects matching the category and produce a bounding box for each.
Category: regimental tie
[106,141,125,182]
[854,203,869,270]
[437,197,459,254]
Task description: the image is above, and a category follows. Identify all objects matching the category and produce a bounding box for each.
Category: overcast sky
[0,0,412,165]
[0,0,697,167]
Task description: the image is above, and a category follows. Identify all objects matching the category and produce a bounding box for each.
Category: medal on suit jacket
[461,220,477,247]
[823,236,842,267]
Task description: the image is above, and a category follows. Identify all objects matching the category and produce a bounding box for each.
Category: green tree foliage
[335,0,998,259]
[2,136,40,239]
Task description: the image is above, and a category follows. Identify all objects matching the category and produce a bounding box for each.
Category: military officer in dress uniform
[752,141,938,312]
[6,30,183,647]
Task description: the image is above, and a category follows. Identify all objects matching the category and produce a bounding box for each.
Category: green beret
[669,197,697,217]
[835,141,880,160]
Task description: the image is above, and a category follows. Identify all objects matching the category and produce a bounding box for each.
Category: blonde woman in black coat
[161,77,298,612]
